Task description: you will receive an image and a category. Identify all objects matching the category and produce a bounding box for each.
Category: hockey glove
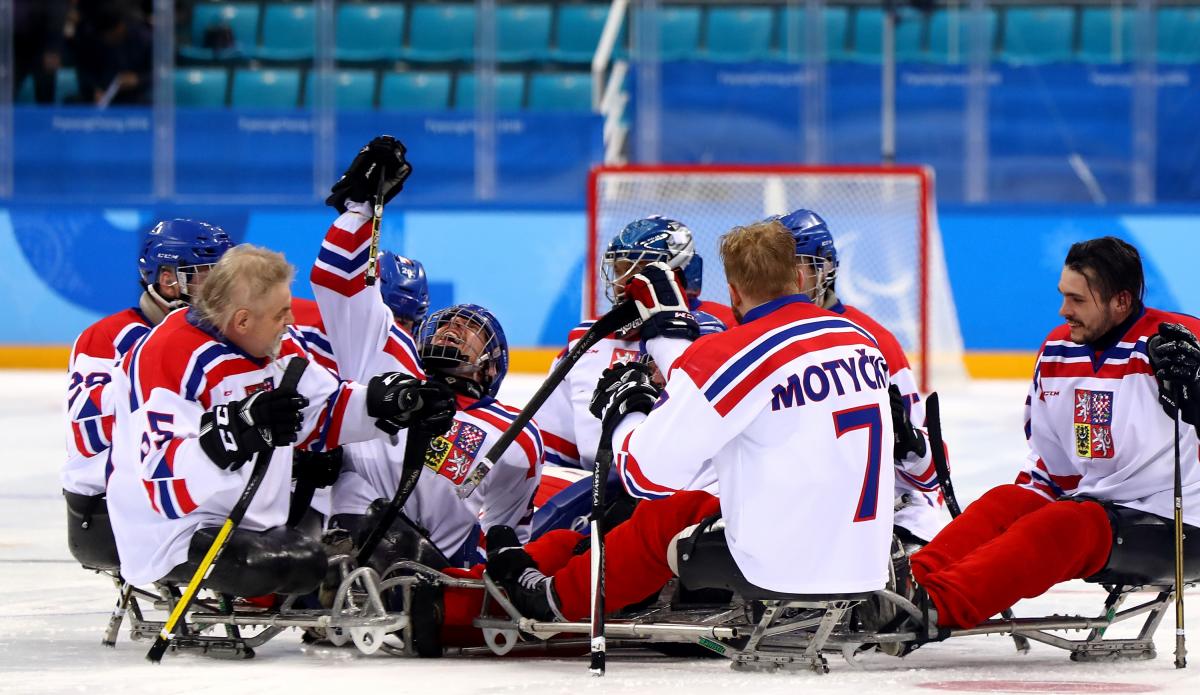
[326,135,413,214]
[199,388,309,471]
[889,384,928,462]
[367,373,457,436]
[293,446,344,489]
[1148,322,1200,428]
[590,361,662,432]
[623,261,700,342]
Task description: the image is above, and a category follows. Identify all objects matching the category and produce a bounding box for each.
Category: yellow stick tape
[157,518,235,640]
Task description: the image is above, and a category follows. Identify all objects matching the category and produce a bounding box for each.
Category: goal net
[587,164,965,391]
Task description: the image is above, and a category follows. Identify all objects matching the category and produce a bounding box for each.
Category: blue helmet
[416,303,509,398]
[138,219,233,302]
[682,252,703,298]
[772,208,838,303]
[602,215,695,303]
[378,251,429,324]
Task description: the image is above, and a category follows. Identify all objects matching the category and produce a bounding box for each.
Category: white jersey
[614,295,895,594]
[835,302,949,542]
[106,309,383,586]
[1017,308,1200,526]
[312,211,541,544]
[64,305,153,495]
[538,312,725,471]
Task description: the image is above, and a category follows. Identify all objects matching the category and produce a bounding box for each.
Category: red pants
[440,491,721,645]
[910,484,1112,629]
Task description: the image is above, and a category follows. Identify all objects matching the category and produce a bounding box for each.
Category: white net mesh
[589,167,966,390]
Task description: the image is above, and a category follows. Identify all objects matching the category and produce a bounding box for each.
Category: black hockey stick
[147,357,308,662]
[1173,392,1187,669]
[925,392,1029,653]
[456,301,641,499]
[364,170,386,286]
[588,409,622,676]
[355,426,436,567]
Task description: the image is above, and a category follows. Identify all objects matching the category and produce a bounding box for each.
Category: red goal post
[586,164,964,392]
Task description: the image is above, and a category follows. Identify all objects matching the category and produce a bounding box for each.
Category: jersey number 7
[832,404,884,523]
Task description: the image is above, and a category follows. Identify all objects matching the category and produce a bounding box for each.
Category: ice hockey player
[537,216,725,473]
[424,219,895,641]
[682,252,736,328]
[907,236,1200,634]
[64,219,231,567]
[773,209,946,547]
[104,244,456,594]
[313,136,540,568]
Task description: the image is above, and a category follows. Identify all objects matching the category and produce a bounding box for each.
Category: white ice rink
[1,371,1196,694]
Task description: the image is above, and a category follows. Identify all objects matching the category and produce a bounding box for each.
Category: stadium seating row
[176,2,1200,65]
[170,67,592,110]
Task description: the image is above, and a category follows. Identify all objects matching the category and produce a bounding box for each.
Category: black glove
[326,135,413,214]
[1148,322,1200,428]
[293,446,344,489]
[889,384,927,462]
[589,361,662,428]
[623,261,699,341]
[199,388,309,470]
[367,373,457,436]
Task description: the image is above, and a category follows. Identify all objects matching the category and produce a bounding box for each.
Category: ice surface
[1,371,1196,694]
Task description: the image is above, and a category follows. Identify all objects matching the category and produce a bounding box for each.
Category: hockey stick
[456,300,641,499]
[588,409,622,676]
[355,426,436,566]
[147,357,309,662]
[364,171,386,286]
[1173,393,1187,669]
[925,392,1029,653]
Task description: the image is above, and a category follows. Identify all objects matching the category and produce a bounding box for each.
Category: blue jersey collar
[827,299,846,315]
[741,294,812,324]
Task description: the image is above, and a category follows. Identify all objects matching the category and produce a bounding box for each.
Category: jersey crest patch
[425,420,487,484]
[1073,389,1114,459]
[610,348,638,368]
[244,377,275,396]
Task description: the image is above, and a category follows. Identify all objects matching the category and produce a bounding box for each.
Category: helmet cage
[796,253,837,306]
[416,305,509,397]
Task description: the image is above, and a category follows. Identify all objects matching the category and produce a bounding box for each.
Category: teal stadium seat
[56,68,79,103]
[928,8,997,63]
[498,4,553,62]
[181,3,260,60]
[552,4,614,63]
[258,4,315,61]
[15,75,35,104]
[705,7,775,61]
[853,8,925,61]
[380,71,452,110]
[1002,7,1075,64]
[231,68,300,108]
[175,67,228,107]
[454,73,525,110]
[305,69,376,109]
[1080,8,1134,63]
[641,6,702,60]
[405,5,476,62]
[778,7,850,60]
[336,4,405,62]
[528,72,592,111]
[1158,7,1200,62]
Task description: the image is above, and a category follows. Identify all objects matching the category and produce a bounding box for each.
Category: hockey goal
[586,164,965,392]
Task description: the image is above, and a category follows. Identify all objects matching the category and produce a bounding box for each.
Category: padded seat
[405,4,476,62]
[1080,8,1134,63]
[551,4,614,63]
[181,3,260,61]
[55,69,79,103]
[497,4,552,62]
[528,73,592,111]
[928,8,997,63]
[162,526,326,597]
[1002,7,1075,64]
[336,3,406,62]
[175,67,228,107]
[305,69,376,109]
[381,71,452,110]
[454,73,525,110]
[777,7,850,60]
[231,68,301,108]
[853,7,925,61]
[1157,7,1200,63]
[635,6,701,60]
[257,3,315,61]
[705,7,775,61]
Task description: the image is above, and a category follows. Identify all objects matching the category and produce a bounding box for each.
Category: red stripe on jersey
[71,308,148,363]
[163,438,185,473]
[471,409,539,477]
[143,480,160,514]
[618,431,677,496]
[907,459,938,484]
[311,265,367,297]
[713,331,874,417]
[324,219,372,254]
[324,385,354,447]
[541,430,579,460]
[1038,358,1153,380]
[839,305,910,376]
[72,421,93,457]
[172,479,197,515]
[383,336,424,377]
